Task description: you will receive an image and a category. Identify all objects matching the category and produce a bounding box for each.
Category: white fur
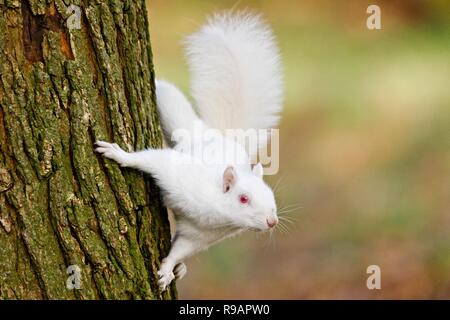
[185,12,283,154]
[95,11,282,291]
[155,80,200,143]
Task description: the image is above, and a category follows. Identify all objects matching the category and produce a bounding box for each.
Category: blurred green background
[146,0,450,299]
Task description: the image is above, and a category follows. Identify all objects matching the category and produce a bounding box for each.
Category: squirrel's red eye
[239,194,249,204]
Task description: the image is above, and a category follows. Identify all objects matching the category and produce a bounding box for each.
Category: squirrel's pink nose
[266,216,278,228]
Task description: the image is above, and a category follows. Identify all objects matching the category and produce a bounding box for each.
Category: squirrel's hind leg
[158,232,199,291]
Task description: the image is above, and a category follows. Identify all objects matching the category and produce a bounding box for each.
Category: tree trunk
[0,0,176,299]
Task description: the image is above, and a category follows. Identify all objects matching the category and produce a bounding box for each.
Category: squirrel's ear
[223,166,236,193]
[252,163,264,178]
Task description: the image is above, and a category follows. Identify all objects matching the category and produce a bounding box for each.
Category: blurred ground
[146,0,450,299]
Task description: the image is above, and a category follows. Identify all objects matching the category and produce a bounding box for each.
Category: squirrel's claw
[157,269,175,292]
[174,262,187,280]
[94,140,130,167]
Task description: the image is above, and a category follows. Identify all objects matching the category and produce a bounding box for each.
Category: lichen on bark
[0,0,175,299]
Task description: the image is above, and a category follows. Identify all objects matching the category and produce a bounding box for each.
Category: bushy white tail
[184,11,283,133]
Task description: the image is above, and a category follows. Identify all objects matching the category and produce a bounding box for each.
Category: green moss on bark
[0,0,176,299]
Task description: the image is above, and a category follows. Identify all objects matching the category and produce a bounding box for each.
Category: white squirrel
[95,11,283,291]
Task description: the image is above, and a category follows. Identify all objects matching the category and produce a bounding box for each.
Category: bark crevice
[21,0,74,63]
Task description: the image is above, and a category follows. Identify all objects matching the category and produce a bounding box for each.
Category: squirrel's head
[222,164,278,231]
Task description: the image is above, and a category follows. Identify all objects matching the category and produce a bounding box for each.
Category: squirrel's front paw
[94,140,130,167]
[157,268,175,292]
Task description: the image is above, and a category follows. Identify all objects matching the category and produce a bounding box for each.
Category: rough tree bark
[0,0,176,299]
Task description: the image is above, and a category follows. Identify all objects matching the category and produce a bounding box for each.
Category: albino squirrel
[95,11,283,291]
